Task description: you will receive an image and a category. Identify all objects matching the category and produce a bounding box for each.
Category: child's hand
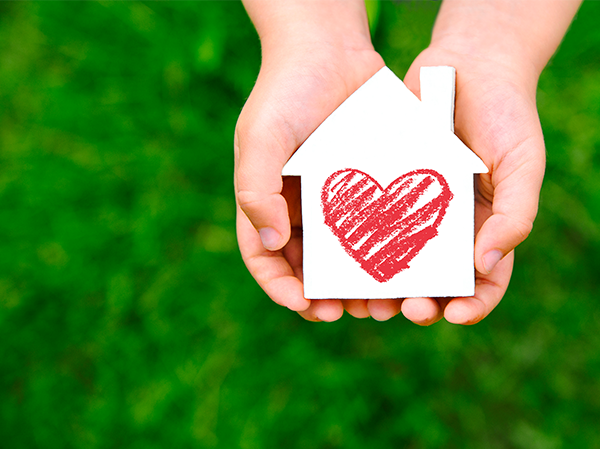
[399,47,543,325]
[235,0,388,321]
[394,0,581,325]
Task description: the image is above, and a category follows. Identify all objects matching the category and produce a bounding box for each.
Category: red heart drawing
[321,169,453,282]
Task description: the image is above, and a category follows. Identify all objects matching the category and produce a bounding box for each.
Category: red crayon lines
[321,169,453,282]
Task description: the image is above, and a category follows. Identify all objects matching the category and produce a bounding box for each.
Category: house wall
[300,170,476,299]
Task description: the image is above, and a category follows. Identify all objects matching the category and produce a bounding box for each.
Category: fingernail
[259,227,280,251]
[482,250,503,274]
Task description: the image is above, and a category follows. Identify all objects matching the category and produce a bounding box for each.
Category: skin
[235,0,582,324]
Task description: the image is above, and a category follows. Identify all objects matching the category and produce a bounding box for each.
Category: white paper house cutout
[282,66,488,299]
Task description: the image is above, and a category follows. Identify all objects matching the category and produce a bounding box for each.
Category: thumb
[475,152,544,274]
[234,115,292,252]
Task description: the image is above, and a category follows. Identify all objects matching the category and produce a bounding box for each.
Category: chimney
[420,66,456,132]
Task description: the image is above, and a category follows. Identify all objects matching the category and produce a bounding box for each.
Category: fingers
[474,148,544,274]
[444,251,513,325]
[309,298,441,323]
[461,79,546,275]
[401,297,447,326]
[236,190,291,252]
[474,212,531,274]
[239,204,347,321]
[367,299,403,321]
[344,298,444,324]
[298,300,345,322]
[234,105,295,251]
[342,300,370,319]
[237,207,310,312]
[239,201,347,325]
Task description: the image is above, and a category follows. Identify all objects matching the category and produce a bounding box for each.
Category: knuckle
[236,190,262,211]
[236,191,281,220]
[510,216,534,242]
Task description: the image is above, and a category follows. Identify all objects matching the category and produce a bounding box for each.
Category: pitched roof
[282,66,488,176]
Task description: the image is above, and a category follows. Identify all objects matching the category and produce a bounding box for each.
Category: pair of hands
[234,3,550,325]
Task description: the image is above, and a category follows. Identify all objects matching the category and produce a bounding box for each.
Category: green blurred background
[1,1,599,448]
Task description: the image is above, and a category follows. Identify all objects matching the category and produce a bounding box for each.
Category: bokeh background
[1,1,599,448]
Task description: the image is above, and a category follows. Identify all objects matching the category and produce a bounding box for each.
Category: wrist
[428,34,540,94]
[243,0,374,61]
[430,0,582,88]
[430,18,541,89]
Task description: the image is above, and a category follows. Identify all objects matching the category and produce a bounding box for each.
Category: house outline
[282,66,488,299]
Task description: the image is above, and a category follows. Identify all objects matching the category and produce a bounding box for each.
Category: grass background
[1,1,599,448]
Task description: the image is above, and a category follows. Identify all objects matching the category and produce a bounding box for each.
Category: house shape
[282,66,488,299]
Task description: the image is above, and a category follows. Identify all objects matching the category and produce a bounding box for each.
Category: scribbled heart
[321,169,453,282]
